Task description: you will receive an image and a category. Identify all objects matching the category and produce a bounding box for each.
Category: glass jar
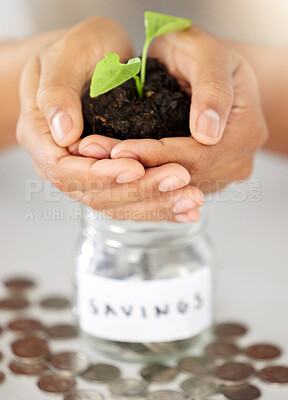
[73,207,215,361]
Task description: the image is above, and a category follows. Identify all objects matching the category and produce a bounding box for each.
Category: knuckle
[43,160,65,191]
[190,148,218,173]
[36,83,61,112]
[204,80,234,107]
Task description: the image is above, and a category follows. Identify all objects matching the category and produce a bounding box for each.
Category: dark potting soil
[81,57,191,140]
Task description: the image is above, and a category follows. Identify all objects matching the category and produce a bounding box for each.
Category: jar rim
[82,206,206,239]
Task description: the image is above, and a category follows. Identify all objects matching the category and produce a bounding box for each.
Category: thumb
[188,60,234,145]
[150,27,235,145]
[36,17,133,147]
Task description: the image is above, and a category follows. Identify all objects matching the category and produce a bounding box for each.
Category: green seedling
[90,11,192,100]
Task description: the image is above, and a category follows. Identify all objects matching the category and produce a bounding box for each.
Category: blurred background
[1,0,288,48]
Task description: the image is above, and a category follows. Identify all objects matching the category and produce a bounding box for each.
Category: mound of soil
[81,58,191,140]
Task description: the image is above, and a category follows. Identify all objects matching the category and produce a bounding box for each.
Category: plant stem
[140,39,150,88]
[133,75,144,100]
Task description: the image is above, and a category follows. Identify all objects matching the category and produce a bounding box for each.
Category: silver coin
[46,324,78,339]
[48,351,90,376]
[40,296,70,310]
[80,363,120,383]
[64,390,105,400]
[147,390,186,400]
[140,364,178,383]
[109,378,148,399]
[180,376,220,398]
[178,356,214,375]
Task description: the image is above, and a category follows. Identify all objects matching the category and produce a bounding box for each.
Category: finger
[18,58,145,188]
[98,185,203,222]
[190,154,254,193]
[78,134,121,159]
[89,162,195,209]
[68,140,82,156]
[36,17,133,147]
[111,136,211,171]
[110,100,266,173]
[149,26,236,145]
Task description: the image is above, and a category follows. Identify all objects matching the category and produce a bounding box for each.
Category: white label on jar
[77,266,212,343]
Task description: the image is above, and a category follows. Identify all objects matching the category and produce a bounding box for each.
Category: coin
[222,384,261,400]
[109,378,148,399]
[80,363,120,383]
[214,362,255,385]
[11,337,49,364]
[40,296,70,310]
[46,324,78,339]
[9,361,48,376]
[214,322,248,340]
[258,366,288,385]
[48,351,90,376]
[180,376,220,398]
[0,297,29,311]
[140,364,178,383]
[8,318,44,332]
[37,374,76,394]
[64,390,105,400]
[146,390,186,400]
[205,341,241,359]
[4,277,35,290]
[0,371,5,385]
[178,356,214,375]
[244,343,281,361]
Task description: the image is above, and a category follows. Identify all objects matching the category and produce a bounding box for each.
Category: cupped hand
[17,17,204,222]
[79,26,268,193]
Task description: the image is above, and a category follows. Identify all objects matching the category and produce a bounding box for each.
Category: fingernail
[159,175,186,192]
[175,209,200,223]
[175,213,192,223]
[68,144,80,156]
[51,112,73,143]
[173,199,197,213]
[111,150,138,160]
[81,143,109,159]
[116,171,142,184]
[196,109,220,138]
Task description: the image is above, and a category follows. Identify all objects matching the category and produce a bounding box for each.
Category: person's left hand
[74,26,268,193]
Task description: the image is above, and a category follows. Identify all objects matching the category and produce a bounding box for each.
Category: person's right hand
[17,17,204,222]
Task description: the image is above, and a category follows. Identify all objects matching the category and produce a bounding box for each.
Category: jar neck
[81,207,206,249]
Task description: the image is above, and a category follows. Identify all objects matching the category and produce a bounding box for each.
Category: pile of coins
[1,276,288,400]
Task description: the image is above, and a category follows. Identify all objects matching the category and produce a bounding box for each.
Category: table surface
[0,146,288,400]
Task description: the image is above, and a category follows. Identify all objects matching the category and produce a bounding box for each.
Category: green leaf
[144,11,192,42]
[90,53,141,98]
